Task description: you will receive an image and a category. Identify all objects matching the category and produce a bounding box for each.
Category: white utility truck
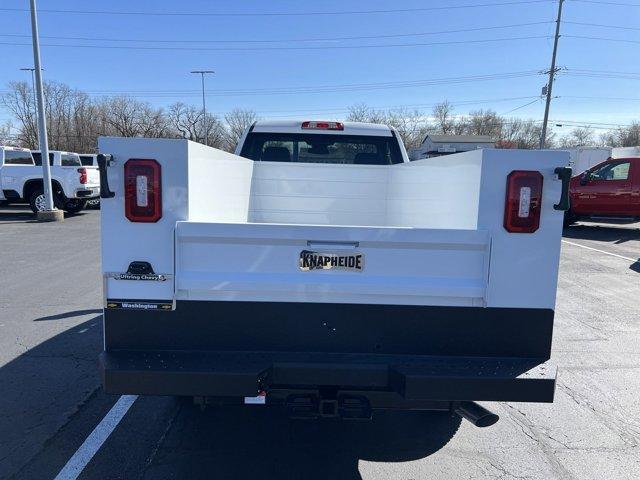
[0,146,100,213]
[98,121,571,426]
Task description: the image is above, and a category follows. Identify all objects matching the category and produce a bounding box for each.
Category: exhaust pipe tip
[454,401,499,428]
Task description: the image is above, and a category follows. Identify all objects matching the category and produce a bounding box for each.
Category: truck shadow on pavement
[0,204,38,223]
[142,398,462,479]
[1,313,462,480]
[563,224,640,272]
[0,204,88,223]
[0,315,104,480]
[34,308,102,321]
[564,223,640,244]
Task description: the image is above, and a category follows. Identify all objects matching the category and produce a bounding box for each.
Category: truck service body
[98,121,570,422]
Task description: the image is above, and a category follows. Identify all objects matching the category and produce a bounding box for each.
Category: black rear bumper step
[100,350,556,403]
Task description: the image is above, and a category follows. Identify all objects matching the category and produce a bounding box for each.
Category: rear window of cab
[240,132,404,165]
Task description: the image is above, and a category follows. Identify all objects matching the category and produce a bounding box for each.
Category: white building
[409,134,495,161]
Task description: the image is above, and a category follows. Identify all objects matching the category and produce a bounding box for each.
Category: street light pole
[20,67,42,142]
[29,0,61,220]
[539,0,564,149]
[19,67,36,99]
[190,70,214,145]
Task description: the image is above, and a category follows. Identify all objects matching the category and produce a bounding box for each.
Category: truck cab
[567,157,640,224]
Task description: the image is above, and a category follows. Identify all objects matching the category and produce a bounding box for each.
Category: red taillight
[301,121,344,131]
[124,159,162,223]
[77,168,87,184]
[504,170,543,233]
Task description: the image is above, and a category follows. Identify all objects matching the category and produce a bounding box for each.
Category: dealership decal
[299,250,364,272]
[112,273,167,281]
[106,300,173,310]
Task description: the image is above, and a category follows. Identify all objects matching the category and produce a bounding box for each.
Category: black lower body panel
[100,301,556,405]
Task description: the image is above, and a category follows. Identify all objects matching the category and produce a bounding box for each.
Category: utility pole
[539,0,564,149]
[29,0,62,221]
[190,70,215,145]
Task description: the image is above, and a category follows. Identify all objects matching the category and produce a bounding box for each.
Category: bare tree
[432,101,454,134]
[167,102,226,149]
[346,103,387,124]
[465,109,503,138]
[385,108,430,150]
[497,118,545,149]
[168,102,200,141]
[4,79,633,154]
[0,121,13,145]
[224,108,258,151]
[617,122,640,147]
[560,126,595,147]
[1,81,38,148]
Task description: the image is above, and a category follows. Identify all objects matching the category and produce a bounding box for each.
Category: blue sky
[0,0,639,131]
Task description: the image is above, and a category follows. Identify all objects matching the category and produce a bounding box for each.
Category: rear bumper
[75,187,100,198]
[101,300,557,407]
[100,350,556,404]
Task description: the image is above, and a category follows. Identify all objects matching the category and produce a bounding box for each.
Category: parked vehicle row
[0,146,100,213]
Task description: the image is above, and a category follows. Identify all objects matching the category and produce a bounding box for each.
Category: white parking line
[53,395,138,480]
[562,239,638,263]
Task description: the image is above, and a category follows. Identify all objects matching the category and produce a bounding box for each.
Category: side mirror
[580,172,591,186]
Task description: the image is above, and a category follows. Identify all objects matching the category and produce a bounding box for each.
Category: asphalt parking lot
[1,204,639,480]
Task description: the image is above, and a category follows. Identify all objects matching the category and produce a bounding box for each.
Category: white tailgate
[175,222,490,307]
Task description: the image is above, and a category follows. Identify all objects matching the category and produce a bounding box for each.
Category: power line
[564,34,640,44]
[561,95,640,101]
[0,35,553,52]
[239,96,543,117]
[0,1,556,17]
[564,21,640,30]
[563,69,640,80]
[0,21,554,45]
[501,98,541,114]
[568,68,640,75]
[31,72,542,98]
[569,0,640,6]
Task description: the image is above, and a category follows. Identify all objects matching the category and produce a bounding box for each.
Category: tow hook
[286,394,372,420]
[454,401,499,427]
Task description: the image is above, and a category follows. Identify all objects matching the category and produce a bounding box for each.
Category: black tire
[563,209,577,227]
[28,188,46,213]
[28,187,65,213]
[64,199,87,214]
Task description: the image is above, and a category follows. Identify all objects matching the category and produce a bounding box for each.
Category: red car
[566,157,640,225]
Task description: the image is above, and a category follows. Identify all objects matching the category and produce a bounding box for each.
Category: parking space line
[53,395,138,480]
[562,239,638,263]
